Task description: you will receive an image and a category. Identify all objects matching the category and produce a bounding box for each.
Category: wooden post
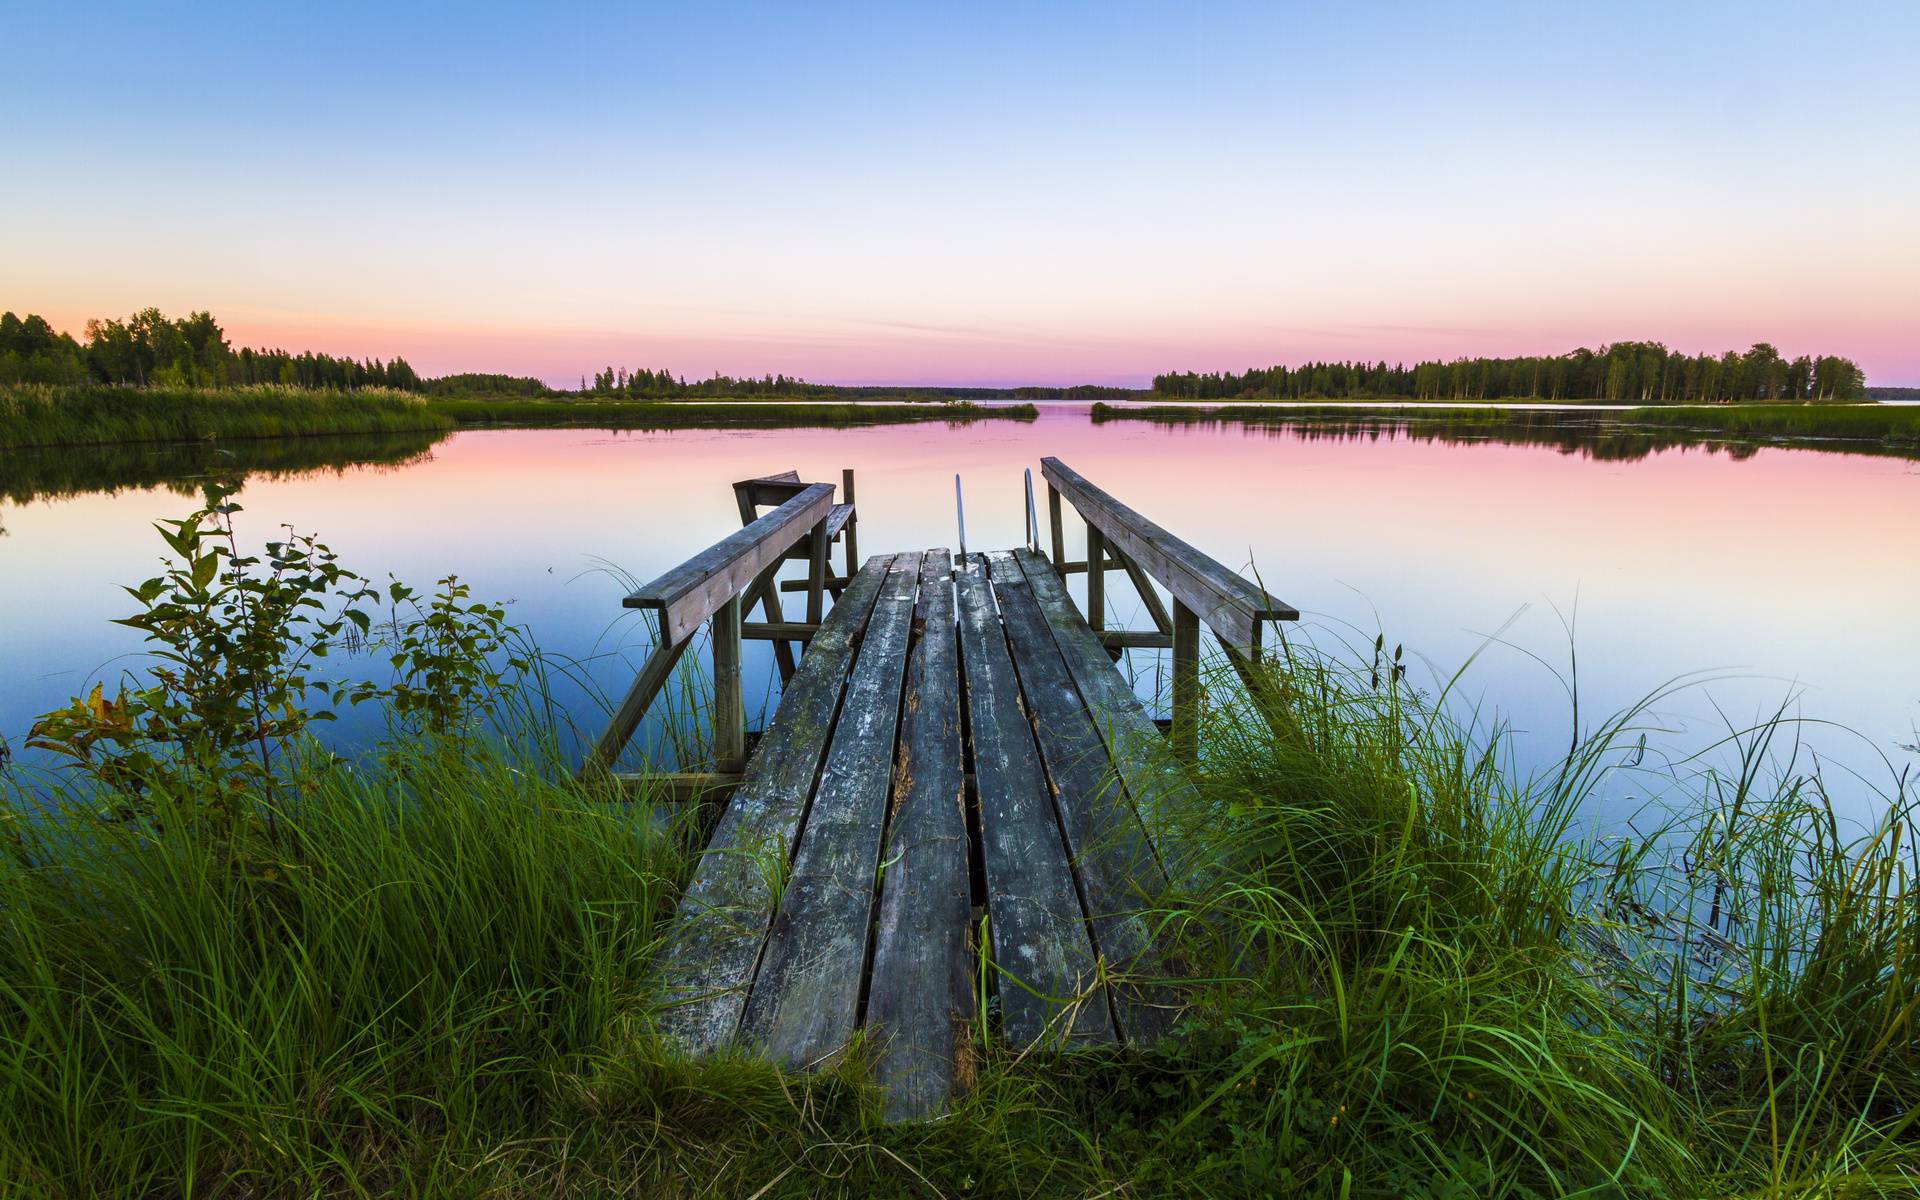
[806,515,830,625]
[1047,483,1064,570]
[712,594,745,771]
[734,486,799,682]
[841,468,859,581]
[1171,598,1200,763]
[1085,521,1105,631]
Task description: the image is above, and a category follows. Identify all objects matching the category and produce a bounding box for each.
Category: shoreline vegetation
[0,492,1914,1194]
[1091,400,1920,458]
[0,384,1034,452]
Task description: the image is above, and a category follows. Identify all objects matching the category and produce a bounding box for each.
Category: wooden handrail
[625,482,835,644]
[1038,457,1295,652]
[585,479,837,777]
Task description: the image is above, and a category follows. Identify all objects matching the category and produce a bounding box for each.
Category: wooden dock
[585,459,1296,1119]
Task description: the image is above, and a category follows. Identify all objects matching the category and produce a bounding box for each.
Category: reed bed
[0,384,455,449]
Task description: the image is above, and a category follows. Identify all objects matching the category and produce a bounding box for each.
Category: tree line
[1154,342,1869,403]
[0,308,431,393]
[583,365,833,398]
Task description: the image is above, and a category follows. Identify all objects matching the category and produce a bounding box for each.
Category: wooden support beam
[1171,599,1200,763]
[1096,629,1172,650]
[712,594,745,772]
[613,771,743,804]
[1111,544,1174,636]
[779,575,852,593]
[742,621,817,642]
[583,631,693,777]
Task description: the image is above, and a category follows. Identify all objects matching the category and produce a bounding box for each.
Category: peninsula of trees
[1154,342,1869,403]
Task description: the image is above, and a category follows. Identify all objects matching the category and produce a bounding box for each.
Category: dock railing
[1039,456,1298,759]
[581,478,840,778]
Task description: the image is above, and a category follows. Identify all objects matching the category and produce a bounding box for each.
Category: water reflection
[0,429,448,505]
[2,411,1914,819]
[1089,407,1920,463]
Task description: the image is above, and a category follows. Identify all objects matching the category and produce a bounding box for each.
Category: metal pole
[954,474,967,561]
[1024,467,1038,552]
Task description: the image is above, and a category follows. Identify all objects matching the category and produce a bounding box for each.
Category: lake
[3,406,1915,821]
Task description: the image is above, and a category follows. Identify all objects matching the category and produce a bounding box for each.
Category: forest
[1154,341,1870,403]
[0,308,812,400]
[0,308,431,392]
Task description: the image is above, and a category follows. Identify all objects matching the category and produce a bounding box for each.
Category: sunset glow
[6,1,1917,384]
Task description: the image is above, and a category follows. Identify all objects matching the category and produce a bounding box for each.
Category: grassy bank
[4,653,1913,1195]
[1092,400,1920,458]
[429,396,1038,429]
[0,384,455,450]
[0,384,1038,449]
[2,495,1914,1195]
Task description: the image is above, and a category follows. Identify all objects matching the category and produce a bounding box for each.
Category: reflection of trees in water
[0,429,450,505]
[1093,409,1908,463]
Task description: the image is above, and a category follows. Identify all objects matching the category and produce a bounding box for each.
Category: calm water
[3,407,1915,818]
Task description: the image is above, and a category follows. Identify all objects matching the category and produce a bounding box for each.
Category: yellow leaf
[87,683,106,721]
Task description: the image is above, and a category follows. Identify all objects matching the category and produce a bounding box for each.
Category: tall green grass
[2,620,1913,1194]
[0,384,455,450]
[0,746,685,1196]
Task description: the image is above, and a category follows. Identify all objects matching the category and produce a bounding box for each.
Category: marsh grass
[1,614,1915,1194]
[0,384,454,450]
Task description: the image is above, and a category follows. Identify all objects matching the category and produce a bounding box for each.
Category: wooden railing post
[1047,483,1064,569]
[1171,598,1200,762]
[841,468,858,580]
[805,516,830,625]
[1085,521,1106,630]
[712,594,745,771]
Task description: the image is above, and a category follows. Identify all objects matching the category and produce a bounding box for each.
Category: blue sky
[6,1,1916,384]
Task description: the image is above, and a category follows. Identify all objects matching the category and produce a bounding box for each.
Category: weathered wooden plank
[733,470,807,509]
[867,549,974,1119]
[779,502,854,562]
[1040,457,1295,651]
[987,553,1178,1043]
[652,556,894,1051]
[737,553,922,1068]
[955,554,1114,1048]
[629,482,835,646]
[822,503,854,542]
[1011,549,1206,884]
